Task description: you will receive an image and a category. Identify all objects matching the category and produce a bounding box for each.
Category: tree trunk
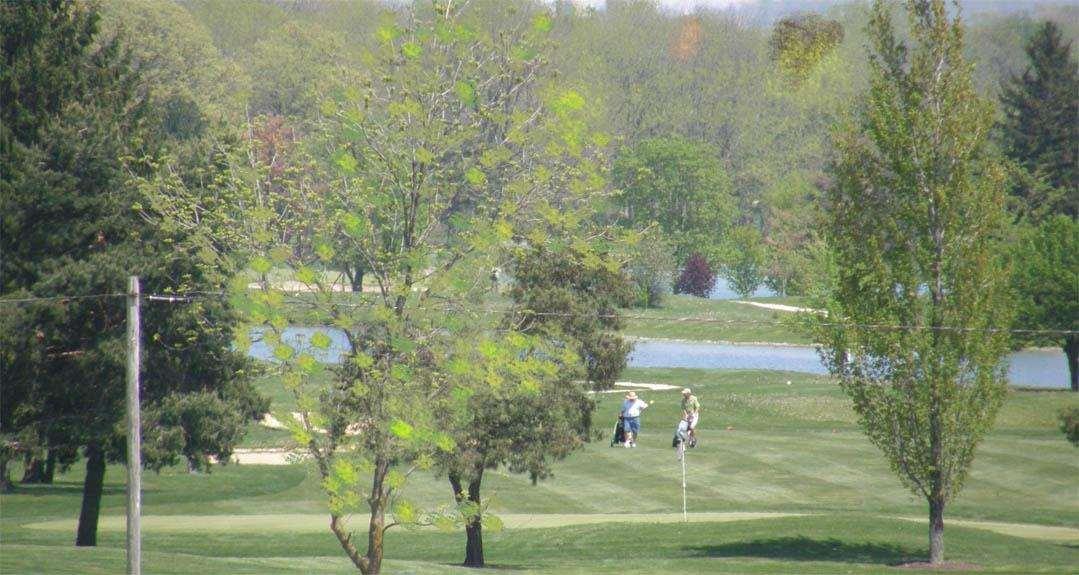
[21,452,45,484]
[364,456,390,574]
[0,455,13,493]
[464,471,484,567]
[327,455,388,575]
[330,514,367,573]
[1065,335,1078,392]
[449,468,485,568]
[366,502,384,575]
[76,445,106,546]
[43,449,57,484]
[929,497,945,565]
[928,396,945,565]
[345,263,365,293]
[928,242,945,565]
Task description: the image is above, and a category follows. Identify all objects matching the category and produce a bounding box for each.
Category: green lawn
[621,296,811,344]
[253,268,813,345]
[3,368,1076,574]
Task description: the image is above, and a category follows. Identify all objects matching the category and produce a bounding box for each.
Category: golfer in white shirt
[620,391,649,448]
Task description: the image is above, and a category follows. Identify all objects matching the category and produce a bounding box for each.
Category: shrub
[674,253,715,298]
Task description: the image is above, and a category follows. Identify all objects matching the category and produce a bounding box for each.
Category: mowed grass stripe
[961,440,1079,505]
[21,512,1079,543]
[23,512,808,533]
[525,445,681,512]
[8,517,1079,574]
[683,431,893,506]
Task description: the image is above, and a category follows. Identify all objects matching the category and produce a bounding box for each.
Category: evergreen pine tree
[0,0,264,546]
[1000,21,1078,217]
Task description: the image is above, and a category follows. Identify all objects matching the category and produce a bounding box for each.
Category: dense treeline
[99,0,1076,300]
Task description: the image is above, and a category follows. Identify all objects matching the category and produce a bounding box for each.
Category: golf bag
[671,419,690,448]
[611,416,626,447]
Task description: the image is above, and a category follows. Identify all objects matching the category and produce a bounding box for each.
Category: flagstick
[681,442,687,522]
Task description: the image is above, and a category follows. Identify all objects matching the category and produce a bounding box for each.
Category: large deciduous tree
[228,3,618,573]
[509,246,635,393]
[612,136,734,265]
[999,20,1078,218]
[819,0,1013,565]
[0,0,264,546]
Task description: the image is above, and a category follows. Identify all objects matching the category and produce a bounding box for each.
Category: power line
[0,293,126,304]
[2,291,1075,336]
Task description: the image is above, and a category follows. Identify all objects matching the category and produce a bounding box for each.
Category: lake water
[248,328,1069,390]
[708,277,776,300]
[629,340,1068,390]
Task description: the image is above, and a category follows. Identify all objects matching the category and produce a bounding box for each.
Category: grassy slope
[621,295,812,344]
[3,368,1076,574]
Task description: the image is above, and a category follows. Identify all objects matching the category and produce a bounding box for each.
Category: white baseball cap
[682,388,692,394]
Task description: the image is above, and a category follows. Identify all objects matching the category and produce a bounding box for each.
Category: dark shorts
[623,416,640,435]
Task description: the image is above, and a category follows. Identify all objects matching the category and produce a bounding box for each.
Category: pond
[247,328,1069,389]
[708,277,776,300]
[629,340,1068,390]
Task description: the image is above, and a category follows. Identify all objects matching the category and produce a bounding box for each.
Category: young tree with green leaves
[1000,20,1078,218]
[820,0,1013,565]
[625,232,676,308]
[721,226,766,299]
[227,4,617,573]
[0,0,264,546]
[1011,216,1079,391]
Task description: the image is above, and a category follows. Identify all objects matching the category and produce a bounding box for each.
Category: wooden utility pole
[126,276,141,575]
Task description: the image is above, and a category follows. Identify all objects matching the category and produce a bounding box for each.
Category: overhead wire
[1,290,1075,336]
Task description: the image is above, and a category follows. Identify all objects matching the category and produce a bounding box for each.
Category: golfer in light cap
[620,390,649,448]
[681,388,700,448]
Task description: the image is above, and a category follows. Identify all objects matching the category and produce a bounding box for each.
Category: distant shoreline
[624,335,1062,353]
[623,335,814,348]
